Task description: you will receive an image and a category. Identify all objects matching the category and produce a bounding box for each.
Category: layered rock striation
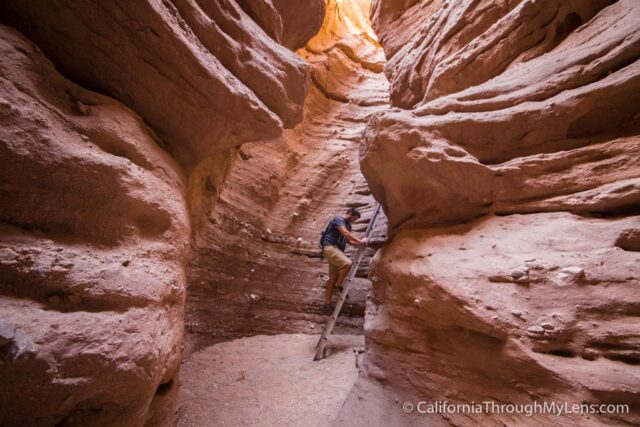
[365,0,640,230]
[0,25,189,426]
[0,1,321,425]
[346,0,640,425]
[186,0,388,352]
[0,0,319,169]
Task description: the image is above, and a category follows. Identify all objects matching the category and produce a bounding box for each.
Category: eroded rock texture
[0,0,319,425]
[0,26,188,426]
[345,0,640,425]
[0,0,311,169]
[238,0,326,50]
[186,0,388,352]
[365,0,640,230]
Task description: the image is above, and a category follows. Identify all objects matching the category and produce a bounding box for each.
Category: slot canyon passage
[0,0,639,426]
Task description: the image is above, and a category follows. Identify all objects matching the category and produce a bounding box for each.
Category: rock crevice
[185,0,388,354]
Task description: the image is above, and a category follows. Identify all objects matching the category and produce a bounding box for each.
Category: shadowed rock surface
[340,0,640,425]
[0,25,189,426]
[0,1,320,425]
[0,0,315,169]
[238,0,327,51]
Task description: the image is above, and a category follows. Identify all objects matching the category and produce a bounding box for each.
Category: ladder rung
[313,203,382,361]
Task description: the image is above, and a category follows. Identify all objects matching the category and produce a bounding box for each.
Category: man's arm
[336,226,368,246]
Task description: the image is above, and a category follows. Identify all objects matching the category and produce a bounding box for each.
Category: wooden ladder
[314,203,382,361]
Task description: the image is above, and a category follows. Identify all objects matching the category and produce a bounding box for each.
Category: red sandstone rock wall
[237,0,326,50]
[0,0,315,169]
[0,25,189,426]
[0,1,321,425]
[186,0,388,352]
[342,0,640,425]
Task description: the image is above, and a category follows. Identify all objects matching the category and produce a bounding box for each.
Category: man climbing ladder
[315,204,382,361]
[320,207,368,313]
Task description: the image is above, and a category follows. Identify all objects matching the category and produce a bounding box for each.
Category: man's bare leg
[333,263,351,298]
[324,271,337,305]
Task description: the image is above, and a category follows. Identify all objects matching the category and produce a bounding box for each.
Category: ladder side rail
[314,204,381,360]
[314,245,365,349]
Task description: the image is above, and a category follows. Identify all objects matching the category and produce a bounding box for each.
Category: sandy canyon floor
[177,334,364,426]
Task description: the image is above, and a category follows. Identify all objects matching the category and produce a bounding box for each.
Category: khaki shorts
[323,245,352,277]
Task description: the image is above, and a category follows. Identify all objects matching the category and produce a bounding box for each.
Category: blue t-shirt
[322,215,351,251]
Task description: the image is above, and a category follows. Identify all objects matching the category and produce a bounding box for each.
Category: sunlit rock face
[343,0,640,425]
[186,0,389,352]
[0,1,319,425]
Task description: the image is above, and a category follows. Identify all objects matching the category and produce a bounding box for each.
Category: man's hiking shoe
[321,303,334,314]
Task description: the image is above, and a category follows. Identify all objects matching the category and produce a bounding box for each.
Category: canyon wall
[0,1,322,425]
[0,26,189,426]
[339,0,640,425]
[186,0,388,353]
